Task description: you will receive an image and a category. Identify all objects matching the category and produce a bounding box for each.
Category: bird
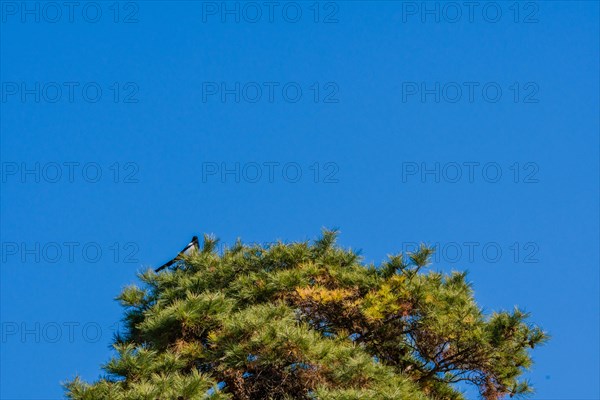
[155,236,199,272]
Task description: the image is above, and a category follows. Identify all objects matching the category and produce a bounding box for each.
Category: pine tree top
[65,230,547,400]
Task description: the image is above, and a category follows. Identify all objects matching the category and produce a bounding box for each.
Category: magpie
[155,236,199,272]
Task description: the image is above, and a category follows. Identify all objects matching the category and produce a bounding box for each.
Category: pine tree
[65,230,547,400]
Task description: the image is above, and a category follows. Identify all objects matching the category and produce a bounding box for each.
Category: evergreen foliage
[65,230,547,400]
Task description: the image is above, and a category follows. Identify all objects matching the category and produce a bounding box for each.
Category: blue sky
[1,1,598,399]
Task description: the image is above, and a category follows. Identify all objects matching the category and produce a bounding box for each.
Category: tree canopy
[65,230,547,400]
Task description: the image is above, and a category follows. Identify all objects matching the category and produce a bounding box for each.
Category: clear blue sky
[1,1,598,399]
